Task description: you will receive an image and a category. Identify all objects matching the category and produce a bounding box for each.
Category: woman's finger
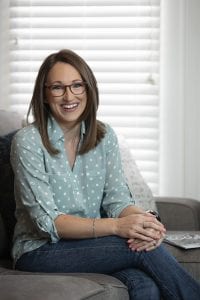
[135,226,162,241]
[127,231,166,252]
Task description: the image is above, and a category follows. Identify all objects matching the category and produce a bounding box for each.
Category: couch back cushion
[0,110,22,136]
[118,135,156,211]
[0,213,8,256]
[0,131,18,258]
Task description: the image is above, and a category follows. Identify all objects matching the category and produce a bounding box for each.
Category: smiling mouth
[61,103,79,110]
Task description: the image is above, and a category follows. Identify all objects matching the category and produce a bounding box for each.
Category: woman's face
[45,62,87,129]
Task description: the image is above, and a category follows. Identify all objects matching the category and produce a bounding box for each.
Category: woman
[11,49,200,299]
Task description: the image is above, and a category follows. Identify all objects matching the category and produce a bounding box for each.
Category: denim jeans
[15,236,200,300]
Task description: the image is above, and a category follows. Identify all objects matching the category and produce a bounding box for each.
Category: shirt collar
[47,115,86,145]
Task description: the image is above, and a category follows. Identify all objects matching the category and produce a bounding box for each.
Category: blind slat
[11,18,160,29]
[10,50,159,61]
[11,28,159,40]
[11,62,159,73]
[11,6,160,17]
[10,0,160,6]
[11,72,158,84]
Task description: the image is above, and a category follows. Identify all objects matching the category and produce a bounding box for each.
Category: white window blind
[9,0,160,194]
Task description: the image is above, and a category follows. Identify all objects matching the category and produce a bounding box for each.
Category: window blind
[9,0,160,194]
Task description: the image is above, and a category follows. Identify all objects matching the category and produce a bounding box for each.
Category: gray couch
[0,110,200,299]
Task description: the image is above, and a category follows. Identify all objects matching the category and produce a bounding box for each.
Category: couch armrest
[155,196,200,231]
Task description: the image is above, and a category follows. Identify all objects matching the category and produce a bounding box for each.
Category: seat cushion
[0,274,129,300]
[0,275,104,300]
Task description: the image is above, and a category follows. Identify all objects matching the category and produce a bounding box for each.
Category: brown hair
[27,49,106,155]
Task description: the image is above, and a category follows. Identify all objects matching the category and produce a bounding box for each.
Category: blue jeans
[15,236,200,300]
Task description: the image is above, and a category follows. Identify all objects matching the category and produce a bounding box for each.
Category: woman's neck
[62,123,81,143]
[62,124,81,169]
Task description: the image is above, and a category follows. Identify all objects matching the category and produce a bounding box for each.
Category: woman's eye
[51,85,63,90]
[72,83,83,89]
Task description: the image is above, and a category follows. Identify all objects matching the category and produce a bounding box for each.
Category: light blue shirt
[11,116,134,263]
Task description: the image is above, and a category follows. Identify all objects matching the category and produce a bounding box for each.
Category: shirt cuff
[35,211,65,243]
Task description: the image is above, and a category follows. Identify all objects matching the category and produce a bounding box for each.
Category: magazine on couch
[165,231,200,249]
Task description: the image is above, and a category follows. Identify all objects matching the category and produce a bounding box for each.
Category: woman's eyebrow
[49,79,83,84]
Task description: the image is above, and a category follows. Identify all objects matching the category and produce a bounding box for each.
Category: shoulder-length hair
[27,49,106,155]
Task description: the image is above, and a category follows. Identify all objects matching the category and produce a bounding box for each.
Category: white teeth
[62,103,78,109]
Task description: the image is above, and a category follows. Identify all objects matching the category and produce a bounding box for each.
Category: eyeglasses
[45,81,87,97]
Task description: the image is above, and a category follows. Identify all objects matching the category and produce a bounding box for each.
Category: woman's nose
[63,86,74,99]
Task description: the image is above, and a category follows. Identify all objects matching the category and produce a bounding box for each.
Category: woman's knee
[112,268,160,300]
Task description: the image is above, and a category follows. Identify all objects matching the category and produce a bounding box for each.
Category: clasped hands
[116,212,166,252]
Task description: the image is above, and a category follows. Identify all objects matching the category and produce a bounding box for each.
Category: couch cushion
[0,131,18,257]
[118,135,156,211]
[164,243,200,282]
[0,214,8,257]
[156,197,200,230]
[0,274,129,300]
[0,110,22,136]
[0,275,104,300]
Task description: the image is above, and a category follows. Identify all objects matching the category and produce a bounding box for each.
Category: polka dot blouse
[10,116,134,263]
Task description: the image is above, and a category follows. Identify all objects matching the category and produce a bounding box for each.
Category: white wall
[0,0,9,109]
[159,0,200,199]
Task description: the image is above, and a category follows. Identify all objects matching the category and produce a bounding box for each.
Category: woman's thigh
[15,236,141,273]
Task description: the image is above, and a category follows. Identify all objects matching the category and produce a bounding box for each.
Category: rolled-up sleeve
[102,126,135,218]
[11,131,63,243]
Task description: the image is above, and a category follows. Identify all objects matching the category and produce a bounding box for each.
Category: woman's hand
[127,229,166,252]
[114,212,166,242]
